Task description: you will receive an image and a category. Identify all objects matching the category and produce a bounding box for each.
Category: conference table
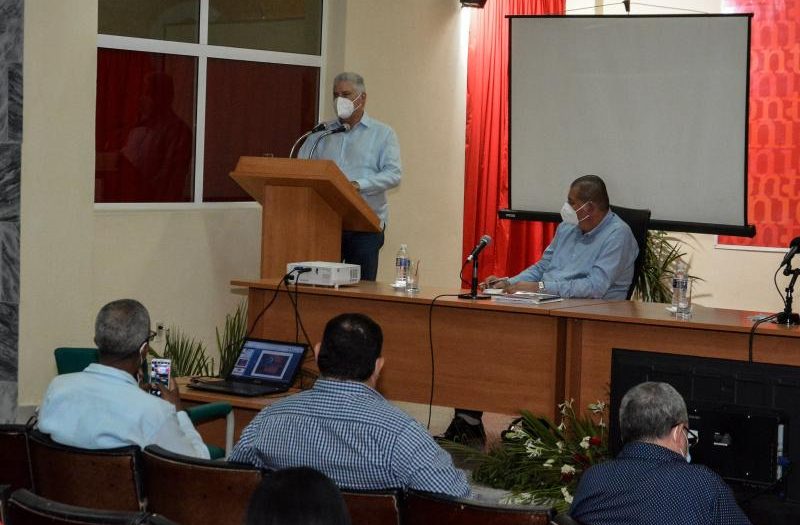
[182,279,800,447]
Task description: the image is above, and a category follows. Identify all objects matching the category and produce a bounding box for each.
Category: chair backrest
[551,513,584,525]
[610,205,651,300]
[404,490,554,525]
[141,445,263,525]
[5,488,150,525]
[341,488,403,525]
[27,430,144,512]
[53,347,99,375]
[0,424,32,491]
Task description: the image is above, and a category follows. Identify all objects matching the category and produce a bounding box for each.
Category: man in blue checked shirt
[228,313,470,497]
[298,72,402,281]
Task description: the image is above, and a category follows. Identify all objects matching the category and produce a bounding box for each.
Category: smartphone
[149,358,172,397]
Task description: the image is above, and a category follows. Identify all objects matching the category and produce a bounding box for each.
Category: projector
[286,261,360,287]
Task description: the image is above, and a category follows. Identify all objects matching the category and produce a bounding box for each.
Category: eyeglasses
[140,330,157,348]
[680,425,699,448]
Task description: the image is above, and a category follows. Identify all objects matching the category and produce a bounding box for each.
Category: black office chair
[610,205,651,300]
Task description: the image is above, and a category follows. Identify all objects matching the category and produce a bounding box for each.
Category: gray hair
[571,174,610,211]
[94,299,150,358]
[333,72,365,95]
[619,382,688,443]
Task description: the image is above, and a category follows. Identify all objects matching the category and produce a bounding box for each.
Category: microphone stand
[775,264,800,325]
[458,256,491,300]
[288,130,313,158]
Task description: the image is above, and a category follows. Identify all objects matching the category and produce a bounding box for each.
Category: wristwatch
[538,281,546,291]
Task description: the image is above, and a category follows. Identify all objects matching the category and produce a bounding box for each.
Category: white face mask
[335,93,362,120]
[560,201,590,225]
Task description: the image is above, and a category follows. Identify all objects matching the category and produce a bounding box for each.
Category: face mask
[335,93,362,120]
[560,201,590,225]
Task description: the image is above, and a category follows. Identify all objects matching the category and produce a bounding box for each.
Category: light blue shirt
[229,378,470,497]
[38,363,209,459]
[508,211,638,299]
[298,113,402,225]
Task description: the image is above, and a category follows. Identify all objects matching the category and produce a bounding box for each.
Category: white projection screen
[506,15,753,236]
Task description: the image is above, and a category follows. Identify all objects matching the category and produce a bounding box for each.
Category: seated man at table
[487,174,638,299]
[444,174,639,445]
[570,382,751,525]
[228,313,470,497]
[38,299,209,459]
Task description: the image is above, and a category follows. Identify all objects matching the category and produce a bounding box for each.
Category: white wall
[19,0,98,406]
[338,0,468,286]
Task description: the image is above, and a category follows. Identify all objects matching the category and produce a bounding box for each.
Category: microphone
[780,236,800,268]
[466,235,492,262]
[289,121,336,158]
[308,124,350,158]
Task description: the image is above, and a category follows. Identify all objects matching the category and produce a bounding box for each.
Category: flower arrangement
[444,400,609,513]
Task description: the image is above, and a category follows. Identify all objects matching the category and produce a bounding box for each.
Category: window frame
[94,0,328,210]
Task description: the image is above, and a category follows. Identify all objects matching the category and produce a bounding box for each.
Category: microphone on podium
[289,121,342,158]
[308,123,350,158]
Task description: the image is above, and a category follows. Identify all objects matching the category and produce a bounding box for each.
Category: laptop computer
[188,337,308,397]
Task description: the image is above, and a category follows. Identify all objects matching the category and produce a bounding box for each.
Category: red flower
[589,436,602,447]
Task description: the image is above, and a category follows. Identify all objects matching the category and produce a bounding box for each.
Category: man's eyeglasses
[141,330,157,348]
[680,425,699,448]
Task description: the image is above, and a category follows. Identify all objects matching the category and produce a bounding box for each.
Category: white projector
[286,261,361,287]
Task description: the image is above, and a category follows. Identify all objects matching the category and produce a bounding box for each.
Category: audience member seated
[229,313,470,497]
[245,467,351,525]
[570,382,751,525]
[38,299,209,458]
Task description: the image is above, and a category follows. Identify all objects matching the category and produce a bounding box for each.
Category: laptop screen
[229,338,307,385]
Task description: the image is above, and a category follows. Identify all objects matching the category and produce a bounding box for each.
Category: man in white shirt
[38,299,209,459]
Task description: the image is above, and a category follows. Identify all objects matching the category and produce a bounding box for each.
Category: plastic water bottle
[394,244,409,287]
[672,261,688,314]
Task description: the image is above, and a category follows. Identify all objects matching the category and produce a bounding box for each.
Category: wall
[339,0,468,286]
[17,1,347,407]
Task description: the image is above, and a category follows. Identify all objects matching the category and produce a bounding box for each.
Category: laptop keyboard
[192,379,283,396]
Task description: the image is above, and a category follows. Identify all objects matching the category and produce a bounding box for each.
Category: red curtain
[718,0,800,248]
[462,0,566,282]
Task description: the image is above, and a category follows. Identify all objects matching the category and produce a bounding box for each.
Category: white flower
[525,441,543,458]
[543,458,555,468]
[598,417,606,427]
[558,399,574,416]
[556,440,565,452]
[588,400,607,414]
[505,429,528,440]
[580,436,591,449]
[557,421,566,431]
[561,464,576,475]
[561,486,573,504]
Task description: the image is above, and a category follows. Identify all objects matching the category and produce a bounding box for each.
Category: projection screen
[505,15,753,236]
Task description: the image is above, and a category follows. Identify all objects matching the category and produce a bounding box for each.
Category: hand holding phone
[149,359,172,397]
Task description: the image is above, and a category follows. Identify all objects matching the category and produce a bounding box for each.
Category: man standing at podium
[299,72,402,281]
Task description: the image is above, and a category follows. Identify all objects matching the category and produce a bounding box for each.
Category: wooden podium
[231,157,381,278]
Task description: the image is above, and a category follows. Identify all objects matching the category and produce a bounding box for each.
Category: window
[95,0,323,205]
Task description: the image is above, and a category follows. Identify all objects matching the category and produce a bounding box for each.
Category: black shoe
[437,416,486,449]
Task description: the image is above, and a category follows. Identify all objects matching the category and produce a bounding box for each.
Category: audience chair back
[27,430,144,512]
[342,489,403,525]
[5,488,152,525]
[610,205,651,300]
[0,424,33,492]
[142,445,263,525]
[404,490,554,525]
[551,514,584,525]
[53,347,100,374]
